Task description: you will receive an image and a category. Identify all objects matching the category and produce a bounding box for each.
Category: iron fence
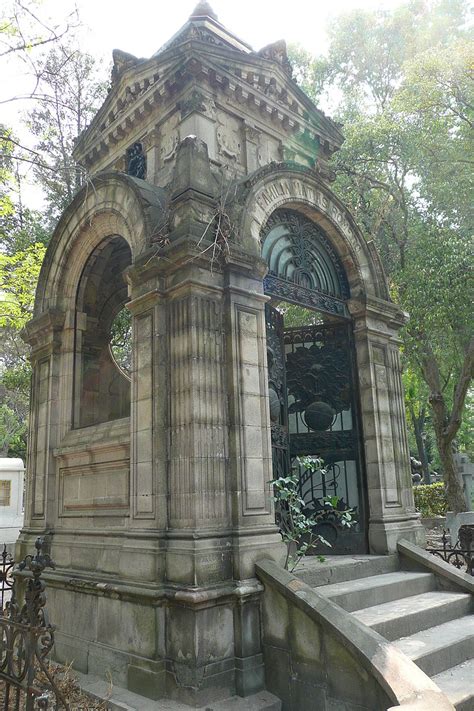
[426,524,474,576]
[0,538,70,710]
[0,547,14,613]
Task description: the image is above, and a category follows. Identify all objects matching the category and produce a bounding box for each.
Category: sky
[50,0,406,60]
[2,0,407,208]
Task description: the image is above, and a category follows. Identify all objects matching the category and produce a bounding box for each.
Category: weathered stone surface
[19,3,425,707]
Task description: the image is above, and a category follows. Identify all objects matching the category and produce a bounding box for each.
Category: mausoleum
[19,3,429,707]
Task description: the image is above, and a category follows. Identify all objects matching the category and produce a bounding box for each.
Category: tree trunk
[411,407,431,484]
[437,436,466,513]
[420,336,474,514]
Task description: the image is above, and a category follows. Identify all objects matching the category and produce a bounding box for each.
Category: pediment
[74,34,342,169]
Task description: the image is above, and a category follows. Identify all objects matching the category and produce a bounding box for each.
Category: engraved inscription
[253,178,362,253]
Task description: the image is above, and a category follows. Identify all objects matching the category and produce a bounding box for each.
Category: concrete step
[432,659,474,711]
[296,554,399,588]
[353,590,472,641]
[318,571,435,611]
[393,616,474,677]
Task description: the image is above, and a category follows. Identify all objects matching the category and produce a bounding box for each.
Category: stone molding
[33,173,167,318]
[235,164,389,301]
[74,42,342,173]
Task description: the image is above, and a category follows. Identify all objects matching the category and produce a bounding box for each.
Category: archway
[74,235,132,428]
[262,208,367,553]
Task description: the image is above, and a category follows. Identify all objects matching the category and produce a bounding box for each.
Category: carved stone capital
[21,309,65,353]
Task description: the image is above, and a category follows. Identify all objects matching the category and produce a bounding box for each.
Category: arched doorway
[262,208,367,553]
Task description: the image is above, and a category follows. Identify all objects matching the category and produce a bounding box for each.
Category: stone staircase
[296,553,474,710]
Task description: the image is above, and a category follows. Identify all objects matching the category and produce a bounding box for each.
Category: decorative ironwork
[266,305,290,481]
[284,325,352,419]
[0,538,70,709]
[297,462,357,546]
[426,526,474,576]
[126,142,146,179]
[290,430,356,457]
[271,318,366,554]
[262,209,350,302]
[262,209,367,553]
[0,546,14,612]
[263,274,348,318]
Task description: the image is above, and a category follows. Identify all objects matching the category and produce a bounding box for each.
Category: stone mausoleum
[20,3,425,707]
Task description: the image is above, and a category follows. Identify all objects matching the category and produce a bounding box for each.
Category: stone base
[75,670,281,711]
[368,515,425,554]
[43,565,269,706]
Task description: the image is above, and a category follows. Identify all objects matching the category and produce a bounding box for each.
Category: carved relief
[160,114,180,163]
[256,133,281,167]
[250,175,363,255]
[141,128,159,152]
[257,39,293,77]
[179,90,216,119]
[216,111,241,161]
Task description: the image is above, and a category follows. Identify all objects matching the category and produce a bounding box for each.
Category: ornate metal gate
[263,208,367,553]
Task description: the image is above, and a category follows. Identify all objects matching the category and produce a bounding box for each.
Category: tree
[288,0,473,512]
[399,228,473,511]
[1,0,77,102]
[403,367,432,484]
[0,242,46,459]
[25,42,108,225]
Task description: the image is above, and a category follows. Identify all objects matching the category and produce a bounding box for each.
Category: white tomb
[0,458,25,547]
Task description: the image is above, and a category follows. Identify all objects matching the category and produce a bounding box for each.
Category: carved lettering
[252,177,363,255]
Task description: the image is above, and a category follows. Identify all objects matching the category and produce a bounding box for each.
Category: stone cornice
[21,309,65,350]
[348,294,409,329]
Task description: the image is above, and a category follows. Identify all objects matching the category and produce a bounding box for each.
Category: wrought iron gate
[265,307,367,553]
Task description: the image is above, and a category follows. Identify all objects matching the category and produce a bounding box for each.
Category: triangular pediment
[75,39,342,164]
[74,4,343,172]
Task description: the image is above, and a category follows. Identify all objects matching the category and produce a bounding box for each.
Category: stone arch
[237,165,389,301]
[34,172,167,317]
[74,234,132,427]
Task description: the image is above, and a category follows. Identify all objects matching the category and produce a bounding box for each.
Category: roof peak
[189,1,218,21]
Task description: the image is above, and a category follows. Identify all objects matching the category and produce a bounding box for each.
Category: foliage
[288,0,473,512]
[110,307,132,375]
[0,242,44,460]
[413,482,447,518]
[0,403,27,457]
[0,242,46,330]
[0,0,78,106]
[273,456,355,572]
[25,42,108,226]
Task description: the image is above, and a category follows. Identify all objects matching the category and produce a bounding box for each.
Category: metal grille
[0,539,70,710]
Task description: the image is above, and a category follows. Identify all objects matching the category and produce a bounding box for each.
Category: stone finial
[111,49,140,85]
[258,39,293,76]
[189,1,218,21]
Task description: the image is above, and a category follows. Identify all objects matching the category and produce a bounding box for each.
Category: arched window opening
[74,236,132,428]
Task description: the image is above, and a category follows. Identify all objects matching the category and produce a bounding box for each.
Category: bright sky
[55,0,408,60]
[2,0,406,208]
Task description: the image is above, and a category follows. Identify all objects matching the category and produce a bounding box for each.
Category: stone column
[128,288,168,529]
[20,310,65,534]
[166,286,230,582]
[150,137,284,704]
[349,296,425,553]
[224,251,285,697]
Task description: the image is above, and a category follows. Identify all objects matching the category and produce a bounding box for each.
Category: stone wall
[256,559,454,711]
